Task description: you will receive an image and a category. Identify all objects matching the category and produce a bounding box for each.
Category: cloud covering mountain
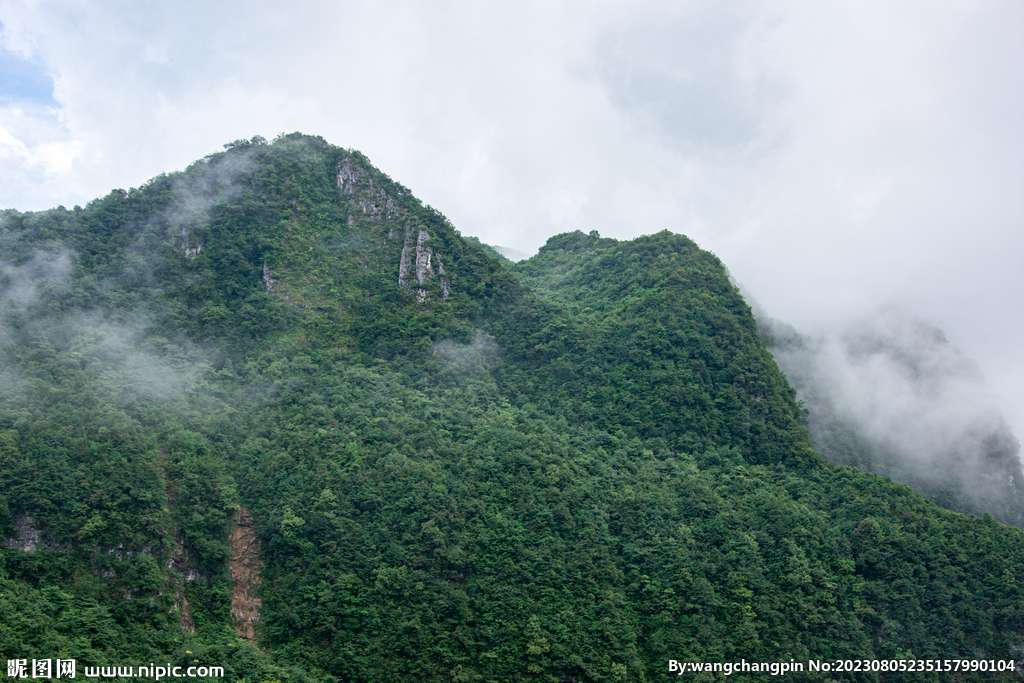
[1,0,1022,442]
[759,306,1024,525]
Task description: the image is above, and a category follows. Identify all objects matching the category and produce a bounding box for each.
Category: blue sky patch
[0,49,57,106]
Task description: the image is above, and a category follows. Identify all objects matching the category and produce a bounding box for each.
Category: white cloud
[0,120,80,173]
[0,102,84,206]
[0,0,1021,436]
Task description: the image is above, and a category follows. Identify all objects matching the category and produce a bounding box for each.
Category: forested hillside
[1,134,1023,682]
[758,312,1024,527]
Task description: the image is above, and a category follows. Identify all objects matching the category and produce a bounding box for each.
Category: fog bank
[758,305,1023,525]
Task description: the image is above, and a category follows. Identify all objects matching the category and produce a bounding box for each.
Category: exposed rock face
[3,511,71,553]
[4,511,40,552]
[172,591,195,633]
[165,530,187,572]
[262,261,280,295]
[229,506,263,640]
[162,531,201,631]
[398,230,416,291]
[414,229,433,285]
[337,156,452,303]
[398,227,450,303]
[336,158,362,194]
[164,530,209,583]
[340,158,400,223]
[180,228,202,258]
[2,512,206,630]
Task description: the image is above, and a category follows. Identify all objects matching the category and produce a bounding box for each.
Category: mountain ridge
[1,133,1023,682]
[757,307,1023,526]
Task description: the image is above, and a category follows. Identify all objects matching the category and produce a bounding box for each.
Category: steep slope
[506,230,812,466]
[759,310,1024,527]
[1,134,1023,682]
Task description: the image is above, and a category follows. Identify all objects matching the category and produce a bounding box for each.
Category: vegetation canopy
[0,133,1021,682]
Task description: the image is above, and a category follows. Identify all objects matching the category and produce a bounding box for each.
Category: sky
[1,0,1022,437]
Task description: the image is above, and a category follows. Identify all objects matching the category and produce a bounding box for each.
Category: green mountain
[1,133,1023,682]
[759,311,1024,527]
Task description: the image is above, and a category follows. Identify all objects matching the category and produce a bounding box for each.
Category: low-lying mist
[757,304,1023,525]
[0,144,263,425]
[0,248,215,425]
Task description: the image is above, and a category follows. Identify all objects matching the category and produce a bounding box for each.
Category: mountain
[759,309,1024,527]
[2,133,1023,682]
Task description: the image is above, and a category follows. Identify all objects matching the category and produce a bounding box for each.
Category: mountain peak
[2,133,1023,682]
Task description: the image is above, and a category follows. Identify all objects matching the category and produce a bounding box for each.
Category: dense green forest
[1,134,1022,682]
